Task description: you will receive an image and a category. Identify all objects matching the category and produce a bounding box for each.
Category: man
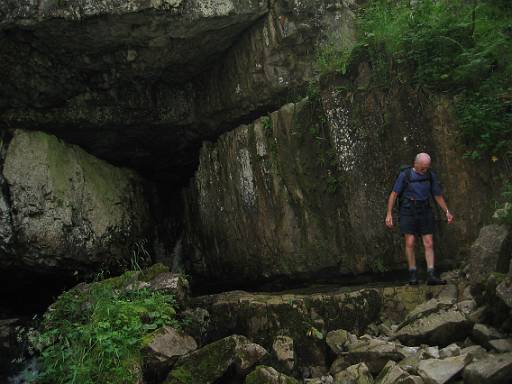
[385,153,454,285]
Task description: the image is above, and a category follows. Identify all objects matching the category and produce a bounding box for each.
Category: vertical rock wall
[183,72,497,285]
[0,129,155,275]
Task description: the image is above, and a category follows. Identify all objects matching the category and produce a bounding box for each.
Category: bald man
[385,153,454,285]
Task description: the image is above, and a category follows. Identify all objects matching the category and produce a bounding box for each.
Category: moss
[165,336,240,384]
[245,366,299,384]
[139,263,170,282]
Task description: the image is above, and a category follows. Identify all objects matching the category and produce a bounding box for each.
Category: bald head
[414,153,431,174]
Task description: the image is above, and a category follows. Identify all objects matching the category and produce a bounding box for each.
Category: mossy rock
[165,335,267,384]
[245,365,299,384]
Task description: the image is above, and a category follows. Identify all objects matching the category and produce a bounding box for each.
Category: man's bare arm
[434,195,454,224]
[385,192,398,228]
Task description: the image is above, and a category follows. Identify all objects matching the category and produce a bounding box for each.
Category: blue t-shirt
[393,168,442,200]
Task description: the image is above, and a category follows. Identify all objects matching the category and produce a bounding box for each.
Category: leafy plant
[31,271,179,384]
[355,0,512,159]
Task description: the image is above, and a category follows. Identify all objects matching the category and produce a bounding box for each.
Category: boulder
[305,376,334,384]
[165,335,267,384]
[417,355,469,384]
[330,356,352,375]
[489,339,512,353]
[375,361,424,384]
[0,129,153,275]
[344,336,405,374]
[467,225,511,286]
[460,345,487,360]
[148,272,190,306]
[463,352,512,384]
[326,329,350,354]
[272,336,295,371]
[496,276,512,309]
[395,310,473,346]
[438,343,461,358]
[245,365,299,384]
[472,323,504,349]
[142,326,197,381]
[333,363,374,384]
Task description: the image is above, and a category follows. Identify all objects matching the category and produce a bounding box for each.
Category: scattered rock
[148,272,190,306]
[245,365,299,384]
[463,352,512,384]
[472,323,504,348]
[417,355,470,384]
[165,335,267,384]
[326,330,350,354]
[489,339,512,353]
[345,336,405,374]
[496,276,512,310]
[457,300,477,316]
[142,326,197,381]
[273,336,295,371]
[330,356,351,375]
[375,361,424,384]
[395,310,473,346]
[439,343,461,358]
[333,362,374,384]
[305,375,334,384]
[437,285,458,306]
[460,345,487,360]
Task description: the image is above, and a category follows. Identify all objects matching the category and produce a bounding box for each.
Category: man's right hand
[385,213,394,228]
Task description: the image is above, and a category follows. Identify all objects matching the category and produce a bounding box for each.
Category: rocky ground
[3,263,511,384]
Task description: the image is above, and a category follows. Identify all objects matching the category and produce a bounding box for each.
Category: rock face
[0,129,154,275]
[0,0,358,184]
[467,224,512,286]
[183,74,493,284]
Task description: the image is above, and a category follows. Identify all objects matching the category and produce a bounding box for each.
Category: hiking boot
[408,269,419,285]
[427,270,447,285]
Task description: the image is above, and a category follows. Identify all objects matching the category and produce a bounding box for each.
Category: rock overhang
[0,0,359,186]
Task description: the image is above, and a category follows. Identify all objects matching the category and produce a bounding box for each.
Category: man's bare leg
[422,234,446,285]
[405,234,418,285]
[422,234,434,269]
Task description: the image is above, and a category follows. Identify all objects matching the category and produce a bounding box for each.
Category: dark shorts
[399,202,435,236]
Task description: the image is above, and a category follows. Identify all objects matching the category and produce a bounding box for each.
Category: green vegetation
[318,0,512,161]
[494,181,512,224]
[31,269,178,384]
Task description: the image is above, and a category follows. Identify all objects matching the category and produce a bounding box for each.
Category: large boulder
[467,224,512,286]
[164,335,268,384]
[0,129,154,276]
[463,352,512,384]
[417,355,470,384]
[142,326,197,382]
[394,310,473,347]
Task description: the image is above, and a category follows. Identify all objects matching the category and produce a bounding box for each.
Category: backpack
[395,165,433,208]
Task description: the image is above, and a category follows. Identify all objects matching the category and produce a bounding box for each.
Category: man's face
[414,160,430,174]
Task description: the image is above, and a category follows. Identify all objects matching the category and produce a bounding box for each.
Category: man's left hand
[446,211,454,224]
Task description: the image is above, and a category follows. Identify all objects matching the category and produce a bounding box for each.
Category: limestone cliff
[182,69,499,285]
[0,0,358,184]
[0,129,154,275]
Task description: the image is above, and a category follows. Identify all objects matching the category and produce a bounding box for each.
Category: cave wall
[0,129,155,276]
[0,0,359,184]
[182,66,498,285]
